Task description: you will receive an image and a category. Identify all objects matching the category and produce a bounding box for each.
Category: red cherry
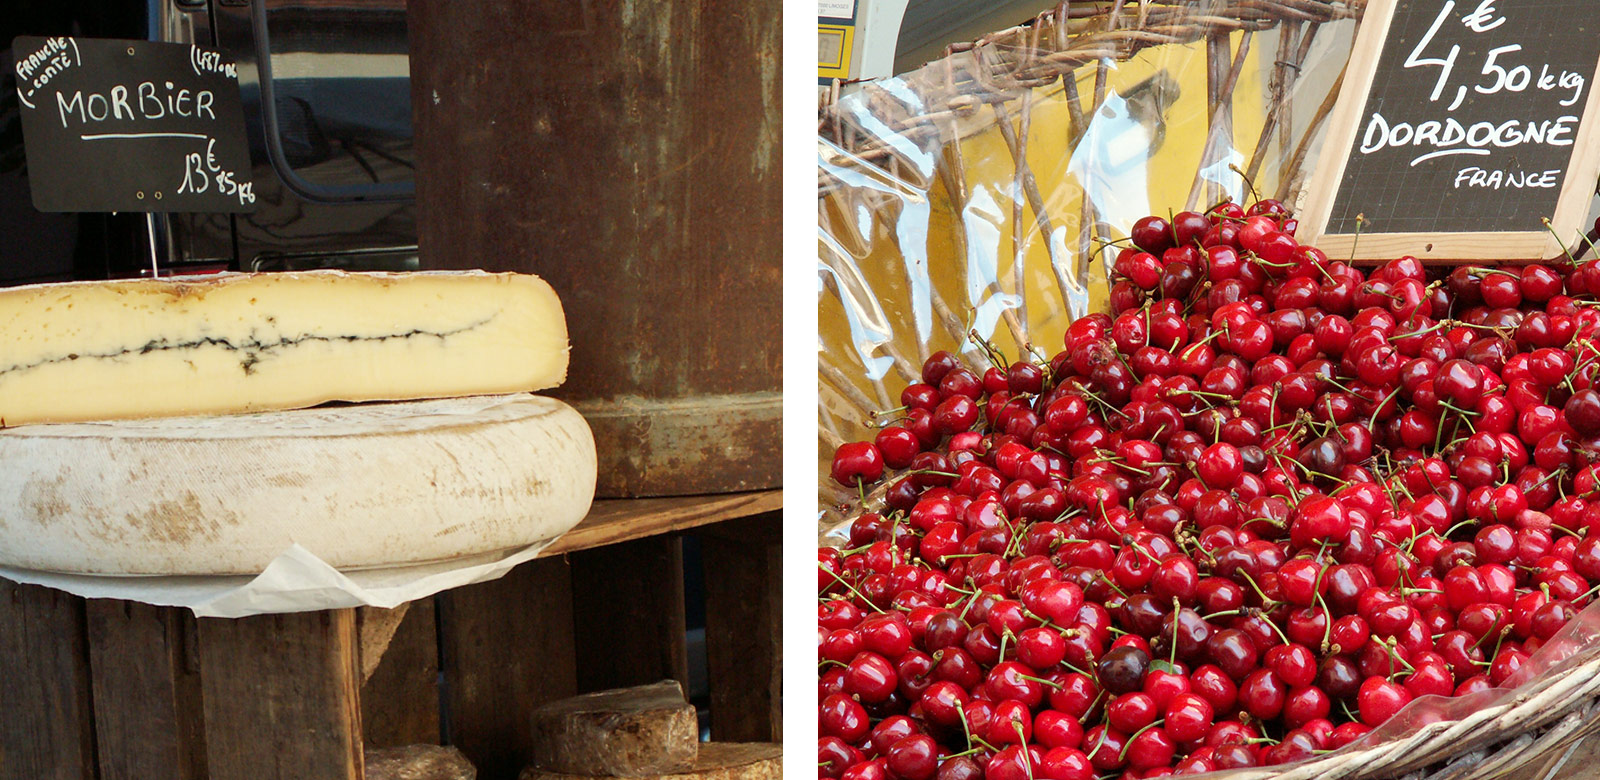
[832,442,885,486]
[1357,677,1413,726]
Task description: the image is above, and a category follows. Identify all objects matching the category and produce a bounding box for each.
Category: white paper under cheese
[0,394,596,575]
[0,270,569,425]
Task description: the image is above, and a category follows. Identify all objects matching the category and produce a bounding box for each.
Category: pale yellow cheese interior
[0,270,569,425]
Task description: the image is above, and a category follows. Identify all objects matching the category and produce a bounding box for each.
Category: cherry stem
[1572,224,1600,264]
[1060,660,1092,678]
[1261,611,1294,646]
[816,564,885,613]
[1340,698,1360,722]
[1350,213,1366,262]
[1541,216,1577,265]
[1483,624,1514,659]
[1578,580,1600,604]
[1018,673,1064,690]
[1392,320,1449,341]
[1229,164,1261,203]
[1368,385,1404,432]
[1442,518,1479,540]
[1170,599,1181,666]
[1099,574,1129,598]
[955,701,976,752]
[956,586,983,623]
[967,329,1009,372]
[1380,636,1415,675]
[1238,570,1274,605]
[1118,720,1165,761]
[1313,548,1335,651]
[900,469,961,479]
[1013,721,1035,777]
[1529,466,1568,493]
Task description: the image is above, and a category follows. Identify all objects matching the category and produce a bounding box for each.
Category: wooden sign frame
[1297,0,1600,262]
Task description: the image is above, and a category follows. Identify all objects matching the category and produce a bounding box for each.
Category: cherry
[819,737,860,779]
[1107,692,1160,734]
[1239,668,1288,720]
[819,209,1600,777]
[936,757,983,780]
[832,442,885,486]
[1206,628,1259,681]
[820,693,870,742]
[1125,726,1176,770]
[1083,726,1129,771]
[1039,748,1093,780]
[1196,442,1244,488]
[1096,645,1151,695]
[844,652,897,702]
[840,759,886,780]
[1357,677,1413,727]
[1131,215,1175,254]
[885,735,937,780]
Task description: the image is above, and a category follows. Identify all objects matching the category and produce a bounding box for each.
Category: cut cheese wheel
[0,270,568,425]
[0,394,596,575]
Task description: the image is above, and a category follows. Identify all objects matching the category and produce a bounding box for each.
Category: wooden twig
[818,359,883,427]
[934,124,997,368]
[1187,29,1253,210]
[818,257,921,394]
[1277,56,1346,202]
[1244,21,1323,185]
[1003,95,1032,352]
[818,412,848,453]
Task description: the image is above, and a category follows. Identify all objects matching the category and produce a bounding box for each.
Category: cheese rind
[0,270,569,425]
[0,394,596,575]
[529,681,699,777]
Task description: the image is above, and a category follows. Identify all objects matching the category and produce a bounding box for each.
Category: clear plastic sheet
[819,4,1359,519]
[816,2,1600,775]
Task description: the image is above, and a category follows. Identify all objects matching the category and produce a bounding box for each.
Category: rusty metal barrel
[406,0,781,497]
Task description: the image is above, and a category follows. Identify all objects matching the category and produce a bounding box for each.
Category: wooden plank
[439,557,577,780]
[542,490,781,558]
[699,512,782,742]
[361,599,441,748]
[85,601,207,780]
[197,610,364,780]
[0,581,96,780]
[570,537,689,693]
[520,742,781,780]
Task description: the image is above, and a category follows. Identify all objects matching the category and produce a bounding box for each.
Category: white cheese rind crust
[0,270,569,425]
[0,394,597,575]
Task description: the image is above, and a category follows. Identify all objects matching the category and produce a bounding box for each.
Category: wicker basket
[817,3,1600,779]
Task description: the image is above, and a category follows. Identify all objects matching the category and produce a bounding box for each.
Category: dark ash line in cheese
[2,313,499,379]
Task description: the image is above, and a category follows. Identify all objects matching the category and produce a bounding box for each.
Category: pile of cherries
[819,201,1600,780]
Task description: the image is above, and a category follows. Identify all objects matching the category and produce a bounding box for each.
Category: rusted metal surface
[407,0,781,497]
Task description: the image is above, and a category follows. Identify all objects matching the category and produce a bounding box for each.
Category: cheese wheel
[0,394,596,575]
[0,270,569,425]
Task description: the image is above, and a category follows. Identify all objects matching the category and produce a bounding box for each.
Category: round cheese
[0,394,596,575]
[0,270,570,425]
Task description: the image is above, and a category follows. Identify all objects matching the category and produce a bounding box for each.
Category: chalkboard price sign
[1298,0,1600,261]
[12,36,257,214]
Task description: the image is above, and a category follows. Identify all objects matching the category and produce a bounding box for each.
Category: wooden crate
[0,490,782,780]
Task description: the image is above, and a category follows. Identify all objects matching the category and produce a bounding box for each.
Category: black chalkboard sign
[1300,0,1600,261]
[12,36,256,213]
